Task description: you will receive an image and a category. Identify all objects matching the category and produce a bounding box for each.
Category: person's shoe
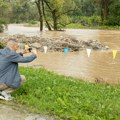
[0,91,14,101]
[0,95,5,100]
[0,91,5,100]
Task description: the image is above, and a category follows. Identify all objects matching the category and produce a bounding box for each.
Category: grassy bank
[23,21,120,30]
[13,67,120,120]
[23,20,39,27]
[66,23,120,30]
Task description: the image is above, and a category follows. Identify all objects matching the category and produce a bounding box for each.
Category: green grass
[24,21,39,27]
[66,23,120,30]
[13,67,120,120]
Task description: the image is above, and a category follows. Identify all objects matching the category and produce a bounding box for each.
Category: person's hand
[22,49,29,54]
[31,49,37,55]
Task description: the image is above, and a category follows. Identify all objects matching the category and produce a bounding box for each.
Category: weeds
[13,67,120,120]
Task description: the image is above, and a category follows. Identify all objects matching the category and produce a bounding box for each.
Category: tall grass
[13,67,120,120]
[66,16,120,29]
[24,20,39,27]
[66,23,120,29]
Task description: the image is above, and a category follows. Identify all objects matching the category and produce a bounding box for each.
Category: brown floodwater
[3,24,120,84]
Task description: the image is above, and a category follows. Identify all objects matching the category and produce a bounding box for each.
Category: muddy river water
[3,24,120,84]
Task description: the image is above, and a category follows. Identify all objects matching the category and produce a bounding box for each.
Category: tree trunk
[41,0,52,31]
[53,10,58,30]
[44,1,58,30]
[35,0,43,31]
[101,0,109,24]
[81,0,84,15]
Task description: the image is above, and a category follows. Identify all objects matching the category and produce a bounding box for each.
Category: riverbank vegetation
[13,67,120,120]
[66,23,120,30]
[0,0,120,32]
[66,16,120,29]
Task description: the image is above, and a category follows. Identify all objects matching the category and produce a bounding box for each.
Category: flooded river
[3,24,120,84]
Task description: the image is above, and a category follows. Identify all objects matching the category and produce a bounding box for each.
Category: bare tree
[35,0,43,31]
[41,0,52,30]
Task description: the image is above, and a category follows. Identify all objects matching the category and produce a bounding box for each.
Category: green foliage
[108,0,120,26]
[69,0,119,27]
[10,0,38,23]
[58,15,72,29]
[66,23,120,29]
[70,0,101,17]
[24,20,39,27]
[0,18,8,32]
[0,0,11,32]
[43,0,76,30]
[0,0,119,29]
[66,23,85,29]
[28,20,38,25]
[26,20,38,26]
[108,16,120,26]
[0,24,4,33]
[71,16,101,26]
[0,42,5,48]
[13,67,120,120]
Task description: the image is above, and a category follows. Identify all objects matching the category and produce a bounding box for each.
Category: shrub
[108,16,120,26]
[0,42,5,48]
[0,19,7,33]
[0,24,4,33]
[71,16,101,26]
[79,16,101,26]
[28,20,38,25]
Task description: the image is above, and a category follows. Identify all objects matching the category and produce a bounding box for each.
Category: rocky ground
[0,34,109,52]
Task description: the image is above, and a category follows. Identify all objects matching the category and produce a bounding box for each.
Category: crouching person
[0,39,37,100]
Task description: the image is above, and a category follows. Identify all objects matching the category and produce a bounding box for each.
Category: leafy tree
[10,0,38,23]
[1,0,119,32]
[108,0,120,25]
[0,0,11,32]
[43,0,75,30]
[100,0,109,24]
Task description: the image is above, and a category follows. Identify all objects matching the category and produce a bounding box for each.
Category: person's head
[7,39,19,51]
